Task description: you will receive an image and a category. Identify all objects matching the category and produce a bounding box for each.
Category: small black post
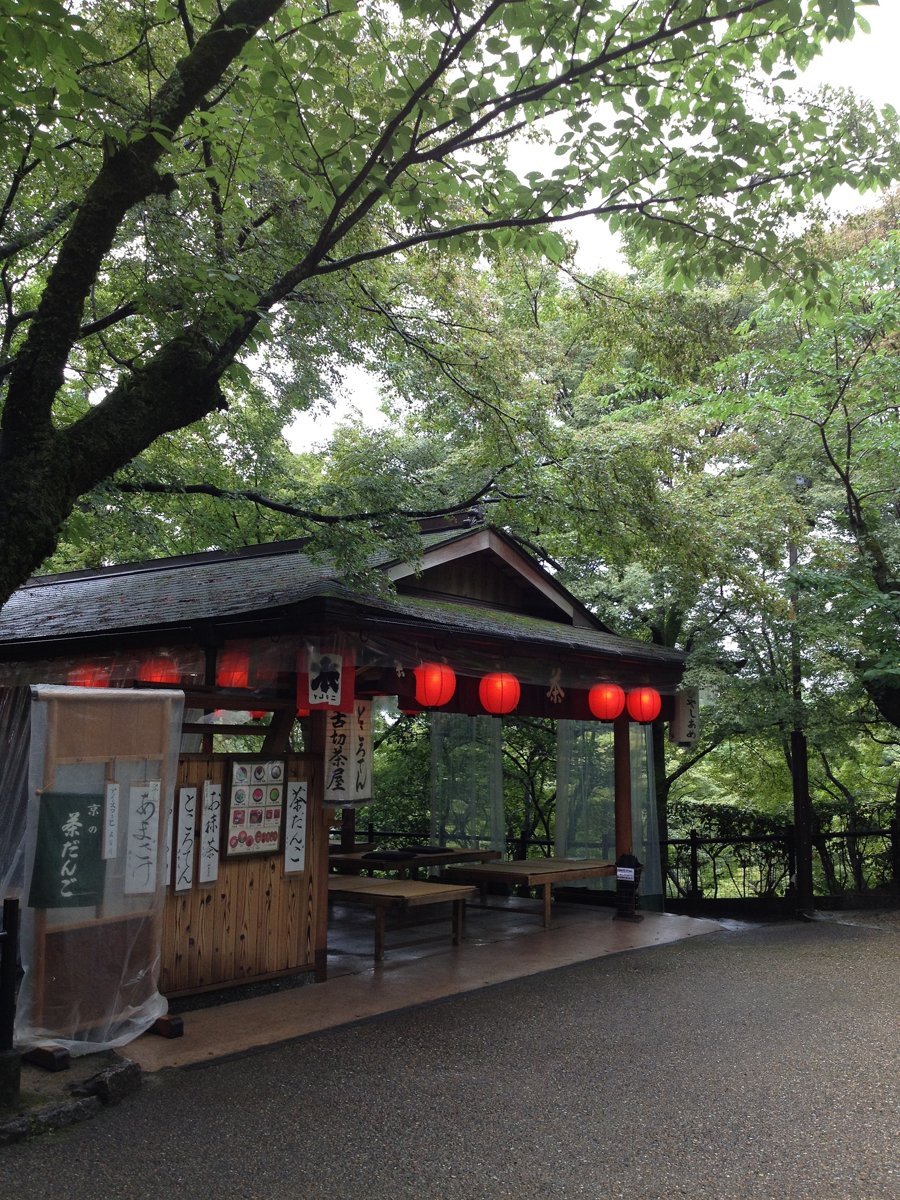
[890,819,900,896]
[0,898,21,1109]
[614,853,643,922]
[785,825,797,898]
[688,829,702,901]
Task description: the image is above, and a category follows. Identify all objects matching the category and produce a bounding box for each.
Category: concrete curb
[0,1055,141,1146]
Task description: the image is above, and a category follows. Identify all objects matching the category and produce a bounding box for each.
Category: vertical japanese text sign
[124,781,162,895]
[284,780,308,874]
[198,781,222,884]
[324,700,372,805]
[669,688,700,747]
[352,700,373,803]
[175,787,197,892]
[28,792,106,908]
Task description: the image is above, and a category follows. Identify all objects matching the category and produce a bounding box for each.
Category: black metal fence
[342,821,900,906]
[666,822,899,903]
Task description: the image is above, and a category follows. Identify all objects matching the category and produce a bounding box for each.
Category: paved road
[1,916,898,1200]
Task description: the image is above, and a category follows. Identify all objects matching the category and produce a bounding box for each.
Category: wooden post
[613,714,633,859]
[307,710,330,981]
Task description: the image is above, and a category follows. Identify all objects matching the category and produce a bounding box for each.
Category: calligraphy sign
[324,701,373,805]
[669,688,700,746]
[352,700,373,803]
[28,791,106,909]
[174,787,197,892]
[284,780,308,874]
[198,781,222,885]
[124,781,162,895]
[296,645,355,712]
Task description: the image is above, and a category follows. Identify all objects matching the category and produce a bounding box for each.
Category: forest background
[1,0,898,899]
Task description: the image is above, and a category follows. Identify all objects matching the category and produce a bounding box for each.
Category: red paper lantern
[588,682,625,721]
[67,662,111,688]
[626,687,661,723]
[217,648,250,689]
[479,672,521,714]
[136,655,180,685]
[413,662,456,707]
[251,710,267,720]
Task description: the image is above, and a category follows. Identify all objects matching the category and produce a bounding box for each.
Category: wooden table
[327,877,479,961]
[328,846,501,878]
[442,858,616,927]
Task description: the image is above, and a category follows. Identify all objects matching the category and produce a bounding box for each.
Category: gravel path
[2,916,897,1200]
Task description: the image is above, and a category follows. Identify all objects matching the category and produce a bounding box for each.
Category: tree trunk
[0,336,225,604]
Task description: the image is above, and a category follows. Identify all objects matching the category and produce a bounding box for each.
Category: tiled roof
[0,525,683,670]
[362,594,684,666]
[0,542,341,642]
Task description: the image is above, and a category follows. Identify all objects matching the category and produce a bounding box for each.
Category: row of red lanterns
[66,654,661,724]
[414,662,661,722]
[67,650,270,718]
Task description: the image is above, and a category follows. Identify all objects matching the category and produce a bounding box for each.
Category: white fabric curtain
[429,713,505,851]
[555,720,662,902]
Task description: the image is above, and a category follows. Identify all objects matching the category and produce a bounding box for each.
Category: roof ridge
[24,537,312,588]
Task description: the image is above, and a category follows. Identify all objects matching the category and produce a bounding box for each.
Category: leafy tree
[1,0,896,603]
[704,230,900,729]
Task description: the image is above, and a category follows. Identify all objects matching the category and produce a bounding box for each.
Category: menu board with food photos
[225,759,285,856]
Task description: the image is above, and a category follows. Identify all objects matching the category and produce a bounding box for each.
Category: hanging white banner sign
[669,688,700,746]
[324,701,373,805]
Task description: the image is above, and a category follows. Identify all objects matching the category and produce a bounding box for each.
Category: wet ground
[1,907,897,1198]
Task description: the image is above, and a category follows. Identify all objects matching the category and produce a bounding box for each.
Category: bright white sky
[287,3,900,448]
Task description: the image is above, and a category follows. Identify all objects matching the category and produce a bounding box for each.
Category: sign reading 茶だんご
[28,791,106,909]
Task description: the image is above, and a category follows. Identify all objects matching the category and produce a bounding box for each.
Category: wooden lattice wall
[160,752,325,996]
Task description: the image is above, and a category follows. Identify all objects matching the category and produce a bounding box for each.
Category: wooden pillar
[307,710,331,981]
[613,714,633,859]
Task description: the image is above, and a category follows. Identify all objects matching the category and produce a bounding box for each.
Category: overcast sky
[287,5,900,447]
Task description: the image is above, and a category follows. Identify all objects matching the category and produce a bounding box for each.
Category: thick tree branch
[1,0,286,453]
[111,476,500,524]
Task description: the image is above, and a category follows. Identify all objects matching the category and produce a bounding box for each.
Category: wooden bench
[327,877,479,961]
[328,845,501,878]
[442,858,616,927]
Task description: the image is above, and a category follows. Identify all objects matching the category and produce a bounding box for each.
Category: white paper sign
[198,781,222,885]
[103,782,120,860]
[324,701,373,805]
[308,650,344,706]
[352,700,373,802]
[616,866,635,882]
[174,787,197,892]
[124,781,162,895]
[284,780,308,874]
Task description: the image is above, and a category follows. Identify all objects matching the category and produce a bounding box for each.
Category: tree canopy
[1,0,897,603]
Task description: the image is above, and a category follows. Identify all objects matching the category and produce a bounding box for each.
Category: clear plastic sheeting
[555,721,662,903]
[7,685,184,1056]
[430,713,505,851]
[0,687,32,900]
[0,626,681,711]
[630,724,663,902]
[555,721,616,866]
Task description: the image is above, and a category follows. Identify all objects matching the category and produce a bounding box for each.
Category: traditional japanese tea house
[0,515,692,1045]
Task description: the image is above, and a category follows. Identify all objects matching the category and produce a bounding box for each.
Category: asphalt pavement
[1,914,897,1200]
